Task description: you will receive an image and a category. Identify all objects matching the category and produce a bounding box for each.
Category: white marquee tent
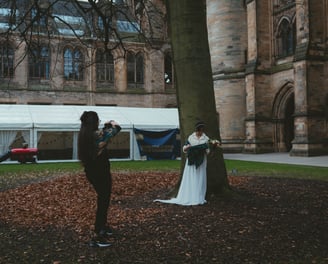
[0,105,179,161]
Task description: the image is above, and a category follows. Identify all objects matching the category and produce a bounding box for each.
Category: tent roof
[0,105,179,131]
[0,105,33,129]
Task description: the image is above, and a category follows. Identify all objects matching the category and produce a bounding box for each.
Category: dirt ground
[0,171,327,264]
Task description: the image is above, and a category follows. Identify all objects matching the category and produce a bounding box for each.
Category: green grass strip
[0,159,327,191]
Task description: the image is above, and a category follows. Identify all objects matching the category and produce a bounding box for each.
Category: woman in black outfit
[78,111,121,247]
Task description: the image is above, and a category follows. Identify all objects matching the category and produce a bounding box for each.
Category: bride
[155,121,216,206]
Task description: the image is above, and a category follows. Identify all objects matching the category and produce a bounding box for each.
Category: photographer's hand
[109,120,120,127]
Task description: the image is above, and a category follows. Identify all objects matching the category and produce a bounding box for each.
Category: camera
[103,120,114,130]
[103,123,112,130]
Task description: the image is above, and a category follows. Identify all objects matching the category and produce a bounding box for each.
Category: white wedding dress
[154,132,209,206]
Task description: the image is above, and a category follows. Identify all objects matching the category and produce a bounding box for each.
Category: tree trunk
[166,0,230,195]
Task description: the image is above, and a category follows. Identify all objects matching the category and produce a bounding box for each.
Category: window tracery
[127,51,144,87]
[29,45,50,80]
[0,44,14,78]
[96,49,114,83]
[64,47,84,81]
[276,18,296,58]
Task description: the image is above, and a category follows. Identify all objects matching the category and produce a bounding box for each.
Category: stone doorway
[272,84,295,152]
[283,95,295,151]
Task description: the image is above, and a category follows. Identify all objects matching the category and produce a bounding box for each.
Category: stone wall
[0,38,176,108]
[207,0,248,152]
[208,0,328,156]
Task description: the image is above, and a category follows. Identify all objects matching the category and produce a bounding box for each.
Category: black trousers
[84,153,112,233]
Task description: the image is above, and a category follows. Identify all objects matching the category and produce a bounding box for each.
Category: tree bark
[166,0,230,195]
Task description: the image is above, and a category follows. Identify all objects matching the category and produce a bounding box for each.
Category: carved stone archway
[272,83,294,152]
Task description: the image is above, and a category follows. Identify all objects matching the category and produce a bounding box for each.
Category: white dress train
[154,132,208,206]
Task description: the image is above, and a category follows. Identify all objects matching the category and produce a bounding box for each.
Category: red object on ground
[10,148,38,163]
[11,148,38,155]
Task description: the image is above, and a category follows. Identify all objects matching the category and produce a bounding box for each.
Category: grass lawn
[0,159,327,191]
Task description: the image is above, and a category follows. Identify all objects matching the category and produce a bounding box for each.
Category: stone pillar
[51,42,64,91]
[207,0,247,152]
[114,50,127,93]
[145,48,164,93]
[86,47,94,105]
[14,40,28,88]
[244,0,274,153]
[291,0,328,156]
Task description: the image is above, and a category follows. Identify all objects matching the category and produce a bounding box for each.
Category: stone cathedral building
[0,0,327,157]
[0,0,176,107]
[207,0,328,156]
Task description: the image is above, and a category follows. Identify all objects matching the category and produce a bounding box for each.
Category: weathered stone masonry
[207,0,328,156]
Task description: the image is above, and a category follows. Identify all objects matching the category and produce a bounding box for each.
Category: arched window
[29,45,50,80]
[64,47,84,81]
[0,44,14,78]
[127,51,144,87]
[96,49,114,82]
[127,52,135,83]
[164,52,173,86]
[276,19,296,57]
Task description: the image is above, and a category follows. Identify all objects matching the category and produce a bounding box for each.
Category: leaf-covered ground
[0,171,327,264]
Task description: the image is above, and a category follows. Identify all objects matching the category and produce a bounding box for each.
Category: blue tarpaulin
[134,128,180,160]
